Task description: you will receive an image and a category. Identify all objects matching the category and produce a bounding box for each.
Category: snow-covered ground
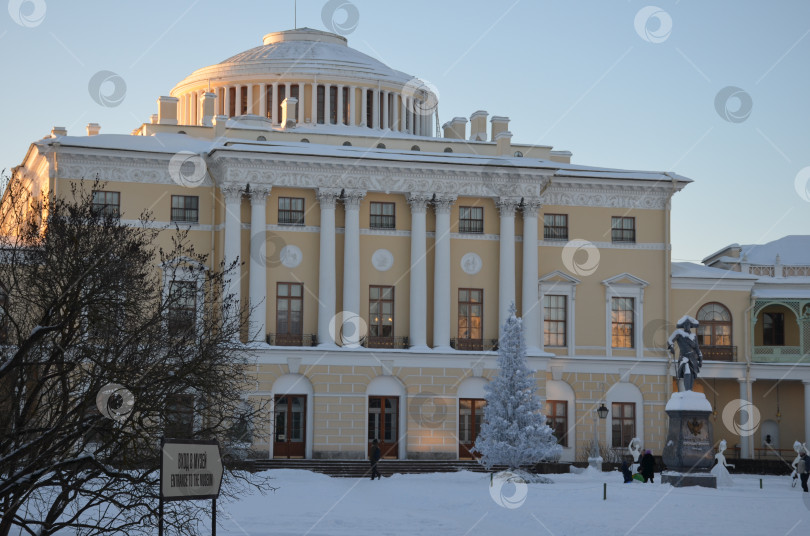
[215,468,810,535]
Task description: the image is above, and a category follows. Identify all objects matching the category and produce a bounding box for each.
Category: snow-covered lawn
[215,468,810,535]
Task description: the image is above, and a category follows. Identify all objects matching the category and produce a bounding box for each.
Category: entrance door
[368,396,399,458]
[274,395,306,458]
[459,398,486,459]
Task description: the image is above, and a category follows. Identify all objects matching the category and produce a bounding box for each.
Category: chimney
[490,116,510,141]
[86,123,100,136]
[213,115,228,139]
[469,110,488,141]
[51,126,67,137]
[281,97,298,128]
[150,114,159,125]
[442,117,467,139]
[495,130,513,156]
[157,96,179,125]
[200,92,216,127]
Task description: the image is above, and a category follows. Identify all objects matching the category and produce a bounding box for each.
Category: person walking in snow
[369,439,382,480]
[800,449,810,493]
[640,449,656,483]
[620,460,633,483]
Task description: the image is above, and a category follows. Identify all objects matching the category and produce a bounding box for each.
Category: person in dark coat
[801,450,810,493]
[640,449,656,483]
[620,460,633,483]
[369,439,382,480]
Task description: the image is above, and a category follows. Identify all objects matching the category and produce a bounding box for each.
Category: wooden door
[368,396,399,459]
[459,398,486,459]
[274,395,306,458]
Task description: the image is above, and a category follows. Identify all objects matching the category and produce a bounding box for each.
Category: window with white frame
[539,271,580,353]
[602,274,648,357]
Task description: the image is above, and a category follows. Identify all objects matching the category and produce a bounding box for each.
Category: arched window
[444,147,453,153]
[257,136,266,141]
[342,141,352,146]
[410,145,420,151]
[376,143,386,149]
[697,302,733,360]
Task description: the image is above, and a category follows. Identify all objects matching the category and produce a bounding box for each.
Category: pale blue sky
[1,0,808,263]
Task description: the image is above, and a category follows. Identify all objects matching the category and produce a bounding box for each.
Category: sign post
[160,438,224,535]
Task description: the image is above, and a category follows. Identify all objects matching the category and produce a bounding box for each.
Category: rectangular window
[329,86,338,124]
[763,312,785,346]
[611,297,635,348]
[611,216,635,243]
[278,197,304,225]
[369,202,395,229]
[368,286,394,347]
[458,288,483,350]
[366,89,374,128]
[316,85,325,124]
[543,214,568,241]
[459,206,484,234]
[276,283,303,345]
[240,85,248,116]
[546,400,568,447]
[611,402,635,448]
[265,85,273,119]
[92,191,120,218]
[171,195,199,223]
[0,287,9,344]
[168,280,196,336]
[165,394,195,439]
[544,295,567,347]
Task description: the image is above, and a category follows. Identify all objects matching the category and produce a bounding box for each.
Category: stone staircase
[252,459,496,478]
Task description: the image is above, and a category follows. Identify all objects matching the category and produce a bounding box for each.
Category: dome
[169,28,438,137]
[173,28,417,91]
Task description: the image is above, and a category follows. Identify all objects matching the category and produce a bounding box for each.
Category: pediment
[601,272,649,288]
[539,270,581,286]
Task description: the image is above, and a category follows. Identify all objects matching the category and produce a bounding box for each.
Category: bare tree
[0,176,271,536]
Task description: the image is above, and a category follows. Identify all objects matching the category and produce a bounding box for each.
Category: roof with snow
[34,133,693,183]
[671,262,758,280]
[702,236,810,266]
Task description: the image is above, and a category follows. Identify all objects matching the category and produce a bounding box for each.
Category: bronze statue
[667,316,703,391]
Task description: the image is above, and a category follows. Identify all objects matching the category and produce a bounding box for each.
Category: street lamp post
[589,403,610,471]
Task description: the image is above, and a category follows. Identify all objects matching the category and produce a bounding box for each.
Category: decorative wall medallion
[461,252,482,275]
[372,249,394,271]
[280,245,303,268]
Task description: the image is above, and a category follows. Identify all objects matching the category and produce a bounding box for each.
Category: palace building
[5,28,809,462]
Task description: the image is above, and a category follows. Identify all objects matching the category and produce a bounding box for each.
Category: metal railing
[267,333,318,347]
[701,345,736,362]
[450,338,499,351]
[363,336,409,349]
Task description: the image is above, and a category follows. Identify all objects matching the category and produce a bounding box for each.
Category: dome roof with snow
[172,28,419,92]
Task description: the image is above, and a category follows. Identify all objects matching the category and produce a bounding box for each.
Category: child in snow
[620,460,633,483]
[369,439,382,480]
[640,450,656,483]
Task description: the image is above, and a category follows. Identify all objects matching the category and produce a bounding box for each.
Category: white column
[415,103,421,137]
[248,186,271,342]
[317,189,340,347]
[342,190,366,346]
[393,94,400,131]
[310,82,318,124]
[246,84,254,115]
[349,86,356,126]
[234,85,242,116]
[738,378,755,458]
[372,90,380,129]
[297,83,305,125]
[259,83,267,118]
[224,87,231,117]
[433,195,456,350]
[400,94,406,132]
[324,84,332,124]
[497,198,519,332]
[336,84,344,125]
[285,82,292,120]
[408,193,431,349]
[361,87,368,127]
[382,90,389,130]
[271,83,279,125]
[804,381,810,446]
[522,199,541,353]
[222,183,243,338]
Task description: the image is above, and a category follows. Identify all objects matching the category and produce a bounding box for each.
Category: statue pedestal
[661,391,717,489]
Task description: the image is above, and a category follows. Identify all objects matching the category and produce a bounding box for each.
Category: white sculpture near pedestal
[710,439,735,486]
[628,437,642,473]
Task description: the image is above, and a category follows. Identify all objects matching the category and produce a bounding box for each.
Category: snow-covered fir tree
[474,303,562,469]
